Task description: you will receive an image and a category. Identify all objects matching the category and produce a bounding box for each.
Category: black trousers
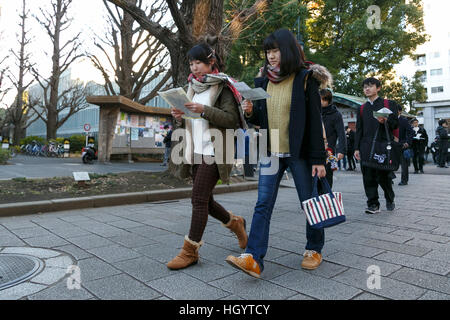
[438,141,448,166]
[400,154,410,183]
[412,146,425,172]
[347,151,356,170]
[361,165,395,207]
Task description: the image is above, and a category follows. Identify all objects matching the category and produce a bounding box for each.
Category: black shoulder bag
[361,122,402,171]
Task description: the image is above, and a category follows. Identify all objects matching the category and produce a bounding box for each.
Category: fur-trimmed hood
[308,64,333,89]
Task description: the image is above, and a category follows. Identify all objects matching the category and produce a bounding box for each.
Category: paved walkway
[0,170,449,300]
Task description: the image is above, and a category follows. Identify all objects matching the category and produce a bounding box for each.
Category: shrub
[20,136,46,146]
[0,148,11,164]
[68,135,87,153]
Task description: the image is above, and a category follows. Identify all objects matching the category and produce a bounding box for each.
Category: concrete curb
[0,182,258,218]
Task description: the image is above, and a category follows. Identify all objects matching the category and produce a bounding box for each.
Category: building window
[415,54,426,66]
[432,52,440,59]
[431,86,444,94]
[430,68,443,76]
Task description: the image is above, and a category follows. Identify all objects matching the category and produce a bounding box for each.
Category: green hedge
[20,136,46,146]
[0,148,11,164]
[68,135,87,152]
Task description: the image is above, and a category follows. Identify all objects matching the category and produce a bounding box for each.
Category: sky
[0,0,110,106]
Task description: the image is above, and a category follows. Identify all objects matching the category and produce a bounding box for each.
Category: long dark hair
[187,42,224,72]
[263,28,306,77]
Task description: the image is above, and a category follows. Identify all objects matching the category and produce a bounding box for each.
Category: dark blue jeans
[245,156,325,271]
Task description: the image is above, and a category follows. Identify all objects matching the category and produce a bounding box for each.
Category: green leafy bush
[68,135,87,153]
[20,136,46,146]
[0,148,11,164]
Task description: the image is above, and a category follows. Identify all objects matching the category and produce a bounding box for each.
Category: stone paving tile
[108,233,157,248]
[404,238,450,251]
[66,234,115,250]
[180,260,239,283]
[389,267,450,295]
[331,268,426,300]
[9,227,53,239]
[23,234,69,248]
[422,248,450,263]
[351,292,387,300]
[209,273,297,300]
[114,256,172,282]
[48,227,92,239]
[430,226,450,237]
[27,281,94,300]
[269,270,362,300]
[358,238,431,257]
[87,244,141,263]
[325,252,402,276]
[391,229,450,244]
[374,251,450,276]
[418,291,450,300]
[127,225,171,238]
[53,244,93,261]
[106,219,147,230]
[287,293,315,300]
[83,274,161,300]
[90,214,124,223]
[30,218,75,230]
[76,257,122,282]
[353,230,413,244]
[148,274,230,300]
[0,283,46,300]
[134,243,180,264]
[323,242,386,258]
[1,220,37,230]
[0,234,27,246]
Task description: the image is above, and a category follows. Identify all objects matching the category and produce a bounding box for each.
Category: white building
[395,0,450,141]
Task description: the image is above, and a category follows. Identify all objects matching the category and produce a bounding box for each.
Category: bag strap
[312,174,334,199]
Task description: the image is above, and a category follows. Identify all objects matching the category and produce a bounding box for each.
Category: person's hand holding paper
[373,107,392,124]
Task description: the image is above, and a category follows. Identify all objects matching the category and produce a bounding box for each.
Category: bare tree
[30,0,86,140]
[4,0,40,145]
[105,0,273,87]
[88,0,172,105]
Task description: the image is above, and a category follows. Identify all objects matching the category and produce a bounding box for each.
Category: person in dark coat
[319,89,346,188]
[398,109,414,185]
[346,126,356,171]
[225,29,328,278]
[411,119,428,173]
[436,119,449,168]
[354,77,399,214]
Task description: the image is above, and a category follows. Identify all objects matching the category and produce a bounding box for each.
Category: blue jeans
[245,156,325,271]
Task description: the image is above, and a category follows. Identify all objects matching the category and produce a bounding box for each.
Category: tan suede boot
[167,236,203,270]
[223,211,248,249]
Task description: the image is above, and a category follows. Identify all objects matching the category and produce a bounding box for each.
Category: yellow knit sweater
[266,73,295,153]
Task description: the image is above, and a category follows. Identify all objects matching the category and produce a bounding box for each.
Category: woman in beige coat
[167,43,248,270]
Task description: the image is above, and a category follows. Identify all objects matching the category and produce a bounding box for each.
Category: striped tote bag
[302,175,346,229]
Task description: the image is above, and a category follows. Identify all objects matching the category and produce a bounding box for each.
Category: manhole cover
[0,254,43,291]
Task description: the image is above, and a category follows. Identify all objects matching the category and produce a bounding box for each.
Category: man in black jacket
[411,118,428,174]
[436,119,449,168]
[320,89,347,188]
[354,78,399,214]
[398,110,414,185]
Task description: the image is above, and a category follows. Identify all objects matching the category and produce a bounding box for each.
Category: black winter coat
[321,104,347,155]
[245,68,326,165]
[398,116,414,146]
